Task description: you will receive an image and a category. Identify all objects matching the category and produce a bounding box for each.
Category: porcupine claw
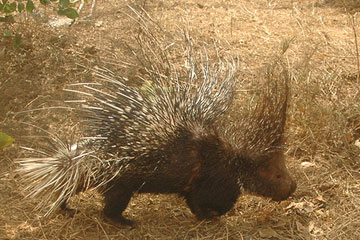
[59,201,77,217]
[105,215,135,226]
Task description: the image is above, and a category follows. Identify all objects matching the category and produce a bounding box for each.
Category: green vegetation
[0,132,14,148]
[0,0,78,48]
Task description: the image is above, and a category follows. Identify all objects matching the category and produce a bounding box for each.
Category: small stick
[350,13,360,82]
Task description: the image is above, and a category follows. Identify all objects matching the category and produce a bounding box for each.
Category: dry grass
[322,0,360,10]
[1,0,360,239]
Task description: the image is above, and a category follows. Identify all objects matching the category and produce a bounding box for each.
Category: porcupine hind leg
[103,183,134,226]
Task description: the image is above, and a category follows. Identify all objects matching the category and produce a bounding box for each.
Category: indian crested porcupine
[16,8,296,226]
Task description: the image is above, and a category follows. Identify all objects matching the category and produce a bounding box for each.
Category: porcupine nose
[257,152,297,201]
[272,175,297,201]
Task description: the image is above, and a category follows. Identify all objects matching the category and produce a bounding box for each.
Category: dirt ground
[1,0,360,239]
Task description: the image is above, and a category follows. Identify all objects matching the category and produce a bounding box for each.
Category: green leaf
[0,15,14,23]
[13,33,22,48]
[5,14,14,23]
[10,2,16,11]
[3,29,12,36]
[0,132,14,148]
[57,8,78,19]
[40,0,50,5]
[26,0,34,13]
[0,3,4,12]
[18,2,24,12]
[58,0,70,9]
[4,2,16,13]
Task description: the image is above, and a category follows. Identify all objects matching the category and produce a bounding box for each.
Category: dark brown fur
[71,128,296,225]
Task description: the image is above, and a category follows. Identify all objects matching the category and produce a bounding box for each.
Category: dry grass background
[1,0,360,239]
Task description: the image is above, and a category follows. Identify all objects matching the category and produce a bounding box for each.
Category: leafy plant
[0,132,14,148]
[0,0,79,48]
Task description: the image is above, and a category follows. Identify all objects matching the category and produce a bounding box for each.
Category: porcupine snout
[255,152,296,201]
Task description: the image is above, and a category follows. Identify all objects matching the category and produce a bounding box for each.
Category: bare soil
[1,0,360,239]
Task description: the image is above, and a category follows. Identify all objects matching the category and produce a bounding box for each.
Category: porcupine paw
[111,215,134,226]
[103,203,134,226]
[103,212,135,226]
[103,186,134,226]
[192,207,221,220]
[59,202,77,217]
[186,202,218,220]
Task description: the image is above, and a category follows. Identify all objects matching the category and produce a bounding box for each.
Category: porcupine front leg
[185,193,227,219]
[184,176,240,220]
[103,183,134,226]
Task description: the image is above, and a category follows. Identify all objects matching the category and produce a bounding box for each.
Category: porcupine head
[226,71,297,203]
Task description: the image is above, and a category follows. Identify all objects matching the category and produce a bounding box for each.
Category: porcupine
[16,11,296,226]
